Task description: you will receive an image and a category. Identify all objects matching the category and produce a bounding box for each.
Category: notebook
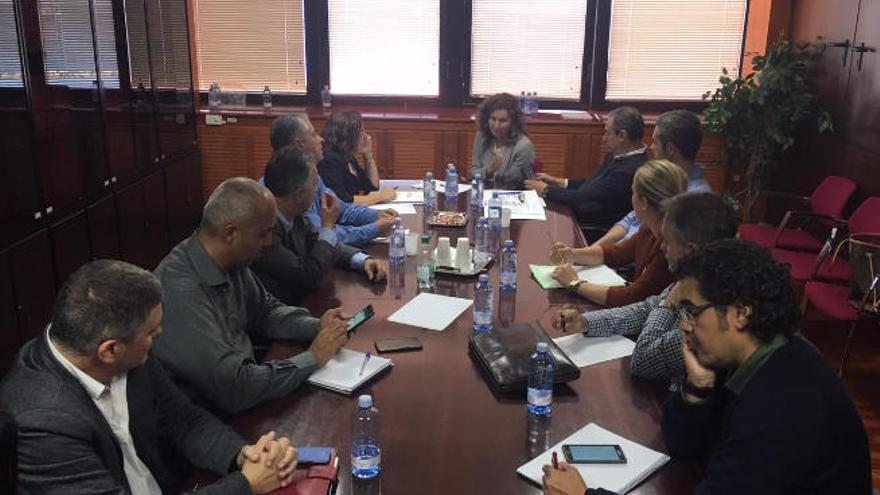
[517,423,670,494]
[267,448,339,495]
[306,348,393,395]
[529,264,627,289]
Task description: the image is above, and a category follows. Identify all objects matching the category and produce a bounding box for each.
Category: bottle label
[417,264,434,280]
[527,387,552,407]
[352,453,381,469]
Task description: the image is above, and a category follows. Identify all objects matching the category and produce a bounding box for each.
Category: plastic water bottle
[424,171,437,210]
[416,235,435,291]
[351,394,381,479]
[520,91,527,113]
[208,82,221,110]
[445,163,459,208]
[527,342,555,416]
[262,85,272,109]
[389,218,405,266]
[474,218,491,265]
[469,178,482,215]
[321,84,332,109]
[474,172,484,203]
[500,240,517,291]
[487,192,503,252]
[532,92,539,114]
[473,273,494,333]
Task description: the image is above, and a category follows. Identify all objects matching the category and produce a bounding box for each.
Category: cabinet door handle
[852,42,876,72]
[821,39,850,68]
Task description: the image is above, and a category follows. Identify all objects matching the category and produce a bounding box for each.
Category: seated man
[0,260,298,494]
[270,114,394,246]
[555,192,738,384]
[594,109,713,246]
[252,145,387,304]
[544,240,871,494]
[153,178,350,414]
[524,106,647,239]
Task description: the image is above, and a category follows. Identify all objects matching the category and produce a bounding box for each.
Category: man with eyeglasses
[553,192,738,385]
[543,239,871,494]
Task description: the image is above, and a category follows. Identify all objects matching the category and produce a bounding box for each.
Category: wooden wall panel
[530,134,569,178]
[386,131,444,179]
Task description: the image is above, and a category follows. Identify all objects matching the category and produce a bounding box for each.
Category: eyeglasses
[676,302,717,327]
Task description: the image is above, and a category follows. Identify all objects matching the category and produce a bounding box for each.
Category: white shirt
[46,328,162,495]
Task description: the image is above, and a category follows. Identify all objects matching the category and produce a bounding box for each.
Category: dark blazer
[317,150,377,203]
[0,336,251,494]
[545,151,646,228]
[252,215,362,305]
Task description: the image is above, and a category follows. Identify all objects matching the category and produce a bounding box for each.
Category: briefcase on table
[468,321,580,393]
[267,448,339,495]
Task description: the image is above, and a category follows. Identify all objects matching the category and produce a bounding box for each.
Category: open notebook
[307,348,393,395]
[517,423,669,494]
[530,264,627,289]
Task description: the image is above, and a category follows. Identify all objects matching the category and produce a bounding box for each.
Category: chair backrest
[532,157,544,174]
[809,176,856,217]
[847,197,880,235]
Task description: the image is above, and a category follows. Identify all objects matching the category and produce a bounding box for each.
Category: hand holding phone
[347,305,375,335]
[562,444,627,464]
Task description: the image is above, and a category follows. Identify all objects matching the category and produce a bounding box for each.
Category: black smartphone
[375,337,423,353]
[347,305,375,334]
[562,444,627,464]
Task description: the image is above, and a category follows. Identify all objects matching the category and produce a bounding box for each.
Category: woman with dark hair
[317,111,396,205]
[470,93,535,190]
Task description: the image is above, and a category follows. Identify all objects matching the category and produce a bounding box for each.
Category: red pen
[552,451,559,469]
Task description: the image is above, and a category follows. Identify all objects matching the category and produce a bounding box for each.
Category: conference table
[221,184,697,495]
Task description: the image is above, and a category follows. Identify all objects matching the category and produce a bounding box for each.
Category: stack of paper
[553,334,636,368]
[391,190,424,203]
[483,189,546,220]
[517,423,670,494]
[433,180,472,194]
[307,348,393,395]
[368,203,417,215]
[387,292,473,331]
[529,264,626,289]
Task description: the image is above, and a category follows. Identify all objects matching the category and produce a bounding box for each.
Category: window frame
[191,0,748,110]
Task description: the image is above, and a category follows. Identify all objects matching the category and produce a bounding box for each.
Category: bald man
[153,178,350,414]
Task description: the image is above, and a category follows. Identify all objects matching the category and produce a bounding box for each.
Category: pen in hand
[552,451,559,469]
[359,352,371,377]
[560,313,567,333]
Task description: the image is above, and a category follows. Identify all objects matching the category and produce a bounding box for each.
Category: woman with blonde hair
[470,92,535,189]
[317,111,396,205]
[550,159,687,307]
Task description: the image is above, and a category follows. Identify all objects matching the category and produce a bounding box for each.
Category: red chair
[803,276,879,376]
[772,197,880,284]
[739,176,856,251]
[531,157,544,174]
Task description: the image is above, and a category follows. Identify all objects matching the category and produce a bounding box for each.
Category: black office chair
[0,411,17,493]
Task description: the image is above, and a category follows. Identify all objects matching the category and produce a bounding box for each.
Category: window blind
[37,0,119,88]
[148,0,192,90]
[193,0,306,92]
[471,0,588,100]
[328,0,439,96]
[124,0,151,88]
[606,0,746,101]
[0,0,23,87]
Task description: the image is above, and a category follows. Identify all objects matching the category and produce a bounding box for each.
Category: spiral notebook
[306,348,393,395]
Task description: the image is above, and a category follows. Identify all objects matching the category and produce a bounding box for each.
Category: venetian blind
[36,0,119,88]
[471,0,588,100]
[607,0,746,101]
[0,0,23,87]
[328,0,439,96]
[193,0,306,92]
[149,0,192,89]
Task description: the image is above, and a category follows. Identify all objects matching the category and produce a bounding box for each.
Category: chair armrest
[775,211,846,245]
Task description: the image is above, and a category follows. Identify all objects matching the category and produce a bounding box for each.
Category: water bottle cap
[421,234,430,244]
[479,274,489,283]
[393,218,402,227]
[475,173,482,180]
[504,240,514,247]
[536,342,549,353]
[478,218,488,226]
[492,192,499,198]
[358,395,373,408]
[426,172,433,179]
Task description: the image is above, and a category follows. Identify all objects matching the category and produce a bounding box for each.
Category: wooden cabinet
[87,195,121,260]
[841,0,880,156]
[165,153,204,245]
[49,213,92,288]
[0,250,20,376]
[116,171,169,270]
[8,231,56,344]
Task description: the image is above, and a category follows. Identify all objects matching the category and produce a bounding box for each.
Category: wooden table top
[217,193,696,495]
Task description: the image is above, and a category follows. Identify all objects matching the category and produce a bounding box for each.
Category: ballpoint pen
[359,352,371,377]
[560,313,567,333]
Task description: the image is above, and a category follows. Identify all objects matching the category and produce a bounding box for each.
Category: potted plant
[703,36,832,221]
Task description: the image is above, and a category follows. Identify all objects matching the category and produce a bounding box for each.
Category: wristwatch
[682,380,714,400]
[567,280,584,293]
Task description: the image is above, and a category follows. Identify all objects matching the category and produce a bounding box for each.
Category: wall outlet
[205,114,224,126]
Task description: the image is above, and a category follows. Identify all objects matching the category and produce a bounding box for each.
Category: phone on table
[296,447,332,464]
[375,337,423,353]
[562,444,627,464]
[347,305,375,334]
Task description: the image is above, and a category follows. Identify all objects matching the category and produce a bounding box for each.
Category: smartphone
[347,305,375,334]
[375,337,423,353]
[296,446,332,464]
[562,444,627,464]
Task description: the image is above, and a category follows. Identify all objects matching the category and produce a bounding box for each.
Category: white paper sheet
[553,334,636,368]
[390,191,424,203]
[517,423,670,494]
[307,348,393,395]
[368,203,417,215]
[530,264,627,289]
[483,189,546,220]
[433,180,472,194]
[387,292,473,331]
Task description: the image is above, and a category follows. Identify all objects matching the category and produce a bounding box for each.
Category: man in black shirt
[543,240,871,495]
